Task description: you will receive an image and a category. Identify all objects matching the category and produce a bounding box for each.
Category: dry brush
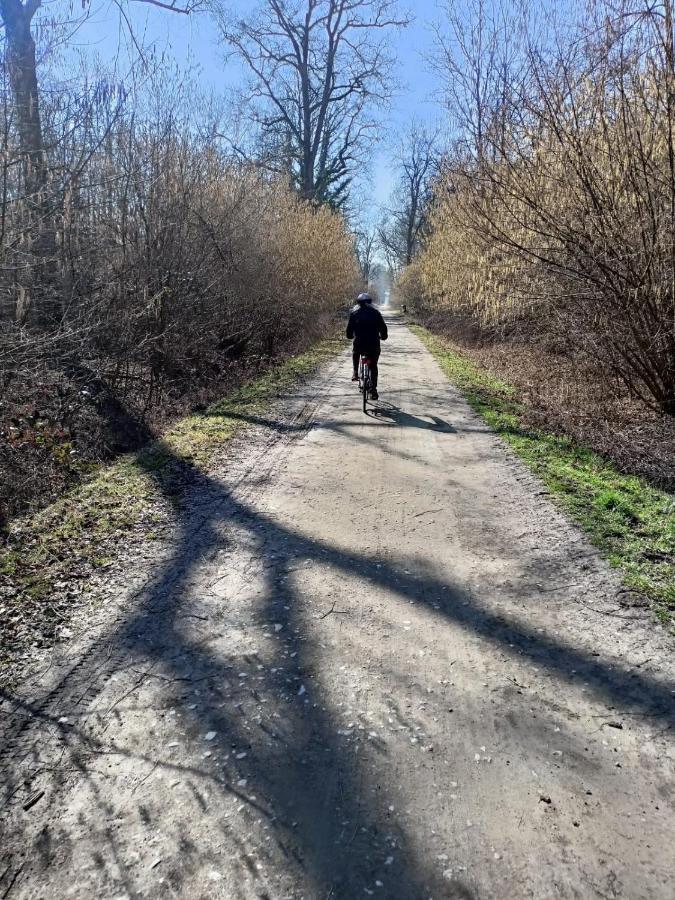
[403,0,675,421]
[0,69,361,527]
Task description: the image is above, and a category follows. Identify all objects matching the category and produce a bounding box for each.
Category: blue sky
[63,0,445,215]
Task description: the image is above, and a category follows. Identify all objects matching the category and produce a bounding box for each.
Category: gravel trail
[1,317,674,900]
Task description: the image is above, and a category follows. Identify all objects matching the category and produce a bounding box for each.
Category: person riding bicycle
[347,292,388,400]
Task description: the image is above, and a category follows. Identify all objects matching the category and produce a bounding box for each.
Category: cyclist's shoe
[371,388,379,400]
[351,372,359,381]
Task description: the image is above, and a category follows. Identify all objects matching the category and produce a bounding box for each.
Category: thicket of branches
[402,0,675,417]
[0,19,362,526]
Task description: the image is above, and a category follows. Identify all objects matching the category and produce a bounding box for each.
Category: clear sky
[60,0,445,217]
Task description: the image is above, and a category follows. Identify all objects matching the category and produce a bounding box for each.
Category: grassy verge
[0,338,342,669]
[413,325,675,625]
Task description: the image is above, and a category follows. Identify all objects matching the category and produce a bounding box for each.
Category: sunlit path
[1,316,673,900]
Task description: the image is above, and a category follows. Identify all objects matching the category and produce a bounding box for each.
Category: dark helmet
[357,292,373,305]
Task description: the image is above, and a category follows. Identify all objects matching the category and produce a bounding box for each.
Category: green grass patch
[413,325,675,624]
[0,338,342,667]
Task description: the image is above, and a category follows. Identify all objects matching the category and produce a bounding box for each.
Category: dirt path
[1,317,674,900]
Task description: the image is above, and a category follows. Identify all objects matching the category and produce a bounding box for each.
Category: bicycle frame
[359,355,372,412]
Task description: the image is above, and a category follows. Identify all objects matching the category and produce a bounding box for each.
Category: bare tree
[432,0,523,164]
[379,123,438,268]
[0,0,44,202]
[0,0,202,324]
[354,225,378,281]
[218,0,408,208]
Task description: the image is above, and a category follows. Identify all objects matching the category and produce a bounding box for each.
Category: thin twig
[1,863,24,899]
[131,761,160,794]
[319,601,349,620]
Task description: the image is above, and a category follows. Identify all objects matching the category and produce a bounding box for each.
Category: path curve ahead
[1,316,674,900]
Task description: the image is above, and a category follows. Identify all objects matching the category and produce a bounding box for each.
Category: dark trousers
[353,346,381,387]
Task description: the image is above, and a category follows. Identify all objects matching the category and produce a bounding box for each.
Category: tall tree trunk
[3,0,45,197]
[1,0,57,325]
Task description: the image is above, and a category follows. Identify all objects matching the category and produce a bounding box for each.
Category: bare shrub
[413,0,675,417]
[0,63,360,527]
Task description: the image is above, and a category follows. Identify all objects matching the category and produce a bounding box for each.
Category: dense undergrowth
[396,1,675,422]
[414,326,675,626]
[0,339,341,674]
[1,121,360,530]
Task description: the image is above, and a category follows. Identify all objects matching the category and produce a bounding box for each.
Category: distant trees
[379,123,438,269]
[218,0,408,208]
[354,226,378,282]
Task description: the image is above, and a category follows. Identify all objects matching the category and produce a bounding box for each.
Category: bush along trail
[413,325,675,627]
[0,338,343,681]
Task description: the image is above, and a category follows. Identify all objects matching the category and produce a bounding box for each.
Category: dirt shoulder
[0,339,343,687]
[413,324,675,627]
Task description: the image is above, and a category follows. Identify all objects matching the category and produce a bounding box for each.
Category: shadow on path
[2,404,674,898]
[366,401,456,432]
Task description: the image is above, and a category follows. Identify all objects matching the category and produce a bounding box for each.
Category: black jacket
[346,304,388,350]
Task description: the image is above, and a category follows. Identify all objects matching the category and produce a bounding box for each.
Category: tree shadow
[0,450,472,899]
[100,470,468,898]
[2,427,674,899]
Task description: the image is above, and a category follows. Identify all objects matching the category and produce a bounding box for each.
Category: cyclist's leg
[367,348,381,399]
[370,348,381,388]
[352,343,360,379]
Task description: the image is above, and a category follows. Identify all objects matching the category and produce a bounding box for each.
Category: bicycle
[358,354,373,413]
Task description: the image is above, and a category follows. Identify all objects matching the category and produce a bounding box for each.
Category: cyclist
[347,293,388,400]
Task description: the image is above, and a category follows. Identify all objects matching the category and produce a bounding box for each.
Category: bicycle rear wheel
[362,364,370,413]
